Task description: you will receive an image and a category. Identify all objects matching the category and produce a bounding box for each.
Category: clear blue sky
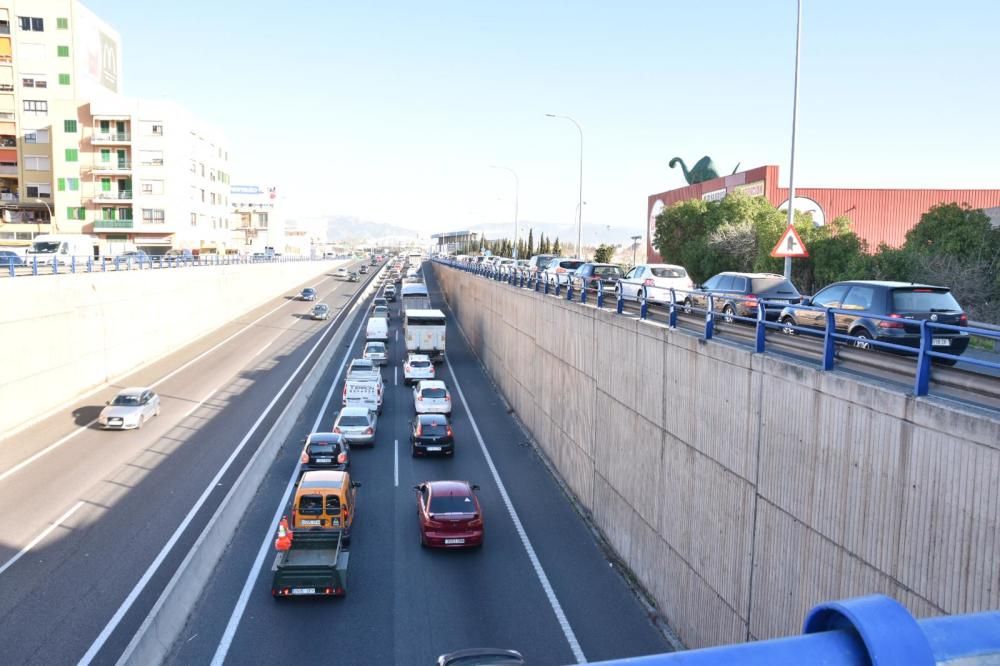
[85,0,1000,238]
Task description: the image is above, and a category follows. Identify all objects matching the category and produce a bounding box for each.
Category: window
[142,209,165,224]
[65,148,78,162]
[702,275,722,290]
[189,160,196,173]
[68,178,79,191]
[24,155,50,170]
[19,17,44,31]
[255,213,269,228]
[57,45,69,57]
[812,285,850,309]
[22,75,48,88]
[138,150,163,166]
[190,212,197,227]
[57,18,69,30]
[64,119,77,133]
[152,124,163,135]
[66,207,86,220]
[200,188,205,202]
[841,286,875,311]
[58,73,70,85]
[23,100,48,113]
[24,129,49,143]
[26,183,51,198]
[140,180,163,195]
[57,178,65,191]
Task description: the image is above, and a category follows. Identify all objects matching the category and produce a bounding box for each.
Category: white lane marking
[395,329,399,343]
[210,268,377,666]
[252,340,272,358]
[0,501,85,577]
[394,439,399,487]
[0,273,338,484]
[446,359,587,663]
[394,366,398,386]
[78,281,359,666]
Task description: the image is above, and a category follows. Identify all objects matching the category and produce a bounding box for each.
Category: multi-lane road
[0,259,671,664]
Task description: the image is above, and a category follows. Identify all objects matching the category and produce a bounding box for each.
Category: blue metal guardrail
[587,594,1000,666]
[2,253,329,277]
[438,259,1000,398]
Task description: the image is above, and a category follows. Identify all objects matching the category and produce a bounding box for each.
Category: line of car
[457,254,975,364]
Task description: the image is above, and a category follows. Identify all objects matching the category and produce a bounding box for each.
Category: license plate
[932,338,951,347]
[444,538,465,545]
[315,458,331,463]
[769,299,790,304]
[426,446,441,452]
[299,519,321,526]
[291,588,315,595]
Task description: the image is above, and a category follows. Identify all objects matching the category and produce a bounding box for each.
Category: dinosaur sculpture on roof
[669,156,741,185]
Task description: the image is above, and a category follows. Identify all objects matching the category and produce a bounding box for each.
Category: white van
[366,316,388,342]
[26,234,99,265]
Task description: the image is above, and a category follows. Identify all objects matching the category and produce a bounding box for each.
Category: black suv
[410,413,454,457]
[684,272,801,322]
[778,280,969,363]
[571,263,623,290]
[299,432,350,471]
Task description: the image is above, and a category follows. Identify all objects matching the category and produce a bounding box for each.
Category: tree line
[455,228,561,258]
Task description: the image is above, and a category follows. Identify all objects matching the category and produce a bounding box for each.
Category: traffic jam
[273,255,477,599]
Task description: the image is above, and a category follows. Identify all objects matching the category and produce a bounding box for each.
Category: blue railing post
[71,256,77,273]
[101,256,106,272]
[914,321,933,396]
[755,302,767,352]
[87,256,93,272]
[52,258,59,275]
[668,289,678,328]
[596,281,604,308]
[705,294,715,339]
[640,284,649,319]
[534,274,541,292]
[32,256,38,276]
[616,286,624,314]
[566,281,574,300]
[580,280,588,304]
[822,309,836,370]
[7,260,13,277]
[544,277,550,295]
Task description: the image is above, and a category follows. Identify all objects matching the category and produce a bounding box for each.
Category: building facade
[430,230,480,255]
[646,165,1000,261]
[229,184,284,256]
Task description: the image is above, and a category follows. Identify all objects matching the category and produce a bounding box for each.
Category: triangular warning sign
[770,225,809,258]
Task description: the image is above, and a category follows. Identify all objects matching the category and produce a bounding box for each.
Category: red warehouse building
[646,165,1000,262]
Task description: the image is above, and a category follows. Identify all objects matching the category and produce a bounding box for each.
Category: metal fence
[2,253,331,278]
[440,259,1000,402]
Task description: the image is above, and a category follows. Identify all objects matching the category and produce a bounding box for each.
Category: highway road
[166,265,671,664]
[0,258,375,664]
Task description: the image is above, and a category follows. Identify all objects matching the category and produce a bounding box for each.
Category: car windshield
[593,266,622,277]
[429,495,475,514]
[30,242,61,254]
[650,267,687,278]
[303,289,315,295]
[421,387,447,399]
[892,288,962,312]
[339,415,370,427]
[751,277,799,294]
[112,394,142,406]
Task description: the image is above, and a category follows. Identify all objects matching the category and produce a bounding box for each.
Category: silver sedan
[98,387,161,430]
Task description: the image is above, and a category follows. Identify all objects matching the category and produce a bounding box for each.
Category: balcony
[93,161,131,174]
[0,164,16,175]
[92,132,131,145]
[0,193,18,202]
[94,219,134,229]
[95,190,133,202]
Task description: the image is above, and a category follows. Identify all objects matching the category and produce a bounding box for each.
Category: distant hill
[454,221,643,247]
[287,216,421,242]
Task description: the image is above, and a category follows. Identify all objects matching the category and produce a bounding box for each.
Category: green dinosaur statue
[669,156,741,185]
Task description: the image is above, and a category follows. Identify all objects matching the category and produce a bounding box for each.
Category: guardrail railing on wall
[438,259,1000,401]
[2,253,331,278]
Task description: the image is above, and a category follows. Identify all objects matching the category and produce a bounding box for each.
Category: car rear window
[420,422,448,436]
[422,387,447,399]
[410,360,431,368]
[892,289,962,312]
[751,277,799,295]
[650,267,687,278]
[339,415,369,427]
[367,343,385,352]
[299,494,323,515]
[429,495,475,514]
[593,266,622,277]
[558,260,584,270]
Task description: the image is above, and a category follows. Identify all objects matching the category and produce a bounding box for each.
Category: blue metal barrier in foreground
[589,594,1000,666]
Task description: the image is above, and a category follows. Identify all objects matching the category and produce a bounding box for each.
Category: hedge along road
[0,259,378,664]
[166,265,670,665]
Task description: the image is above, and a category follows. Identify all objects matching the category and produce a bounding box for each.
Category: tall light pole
[630,234,642,267]
[35,198,56,233]
[784,0,803,280]
[545,113,583,259]
[489,165,519,258]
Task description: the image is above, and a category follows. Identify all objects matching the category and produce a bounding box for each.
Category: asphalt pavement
[0,259,374,664]
[167,265,670,665]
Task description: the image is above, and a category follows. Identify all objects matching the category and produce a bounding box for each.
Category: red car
[414,480,483,548]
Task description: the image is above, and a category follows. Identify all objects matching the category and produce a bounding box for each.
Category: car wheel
[853,330,872,350]
[780,316,796,335]
[721,304,737,324]
[411,445,418,457]
[419,530,427,548]
[683,298,693,315]
[137,415,145,430]
[155,404,161,417]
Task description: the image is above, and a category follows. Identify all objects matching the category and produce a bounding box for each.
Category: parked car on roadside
[542,258,585,286]
[684,272,801,322]
[527,254,557,274]
[164,248,195,265]
[0,250,25,268]
[572,263,624,291]
[617,263,693,305]
[778,280,970,364]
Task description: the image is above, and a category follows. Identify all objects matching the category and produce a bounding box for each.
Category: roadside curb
[117,269,384,665]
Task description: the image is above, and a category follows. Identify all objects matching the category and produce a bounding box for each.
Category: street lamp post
[35,198,56,234]
[489,165,519,258]
[630,234,642,267]
[545,113,583,259]
[784,0,803,280]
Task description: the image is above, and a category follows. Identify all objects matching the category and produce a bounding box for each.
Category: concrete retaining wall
[0,261,339,436]
[433,264,1000,648]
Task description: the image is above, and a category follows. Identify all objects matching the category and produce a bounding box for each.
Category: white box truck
[404,309,446,363]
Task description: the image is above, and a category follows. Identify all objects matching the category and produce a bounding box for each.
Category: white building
[229,184,284,255]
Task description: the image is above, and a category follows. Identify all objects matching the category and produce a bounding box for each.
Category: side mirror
[801,297,812,306]
[351,481,362,488]
[412,484,423,491]
[105,400,111,405]
[471,484,480,491]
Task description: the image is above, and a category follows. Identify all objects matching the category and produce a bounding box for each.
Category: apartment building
[229,184,285,256]
[0,0,122,248]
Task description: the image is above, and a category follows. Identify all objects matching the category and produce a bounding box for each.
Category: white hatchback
[412,380,452,415]
[617,263,694,305]
[403,354,435,385]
